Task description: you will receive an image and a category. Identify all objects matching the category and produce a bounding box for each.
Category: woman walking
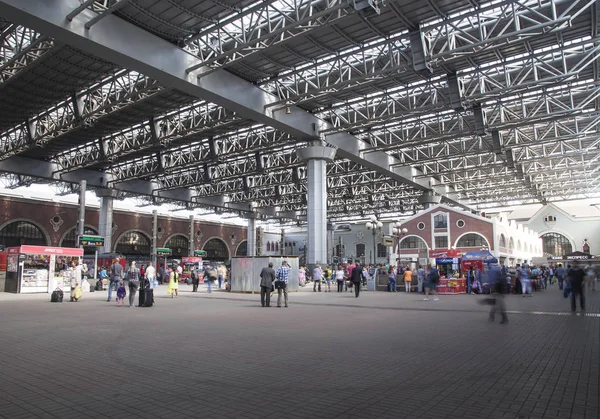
[335,266,345,292]
[404,267,412,292]
[388,267,397,292]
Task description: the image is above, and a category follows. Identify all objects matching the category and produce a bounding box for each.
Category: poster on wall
[7,255,18,272]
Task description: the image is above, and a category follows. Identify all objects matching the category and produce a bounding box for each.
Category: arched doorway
[541,232,573,257]
[203,238,230,263]
[0,220,49,247]
[164,234,189,258]
[236,240,247,257]
[60,226,98,248]
[114,231,152,258]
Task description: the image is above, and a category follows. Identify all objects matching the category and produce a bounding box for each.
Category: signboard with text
[194,250,207,257]
[78,235,105,247]
[157,248,172,257]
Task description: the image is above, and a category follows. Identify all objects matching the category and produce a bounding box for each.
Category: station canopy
[0,0,599,225]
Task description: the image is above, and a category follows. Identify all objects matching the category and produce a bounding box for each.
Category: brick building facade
[0,196,247,261]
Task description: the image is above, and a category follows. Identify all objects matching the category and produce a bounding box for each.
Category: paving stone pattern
[0,285,598,419]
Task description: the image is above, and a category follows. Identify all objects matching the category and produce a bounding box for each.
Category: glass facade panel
[456,233,487,248]
[115,231,151,255]
[203,238,230,262]
[0,221,47,247]
[434,236,448,249]
[541,233,572,257]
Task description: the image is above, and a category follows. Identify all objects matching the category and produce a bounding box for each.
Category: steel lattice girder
[0,70,164,158]
[0,23,53,83]
[0,0,468,208]
[185,0,357,75]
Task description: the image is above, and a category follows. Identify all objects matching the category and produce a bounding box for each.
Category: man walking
[275,260,291,308]
[108,258,123,302]
[351,262,363,298]
[486,264,508,324]
[313,264,323,292]
[556,263,565,290]
[423,264,440,302]
[417,265,425,293]
[568,262,586,314]
[520,264,532,297]
[191,266,200,292]
[259,262,276,307]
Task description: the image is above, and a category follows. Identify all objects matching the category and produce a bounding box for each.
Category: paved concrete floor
[0,285,598,419]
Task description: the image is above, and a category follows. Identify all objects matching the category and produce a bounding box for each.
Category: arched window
[164,235,189,258]
[203,238,230,262]
[433,214,448,228]
[400,236,427,249]
[377,243,387,258]
[356,243,366,258]
[60,226,98,248]
[0,221,48,247]
[499,234,507,248]
[517,240,522,251]
[541,233,572,257]
[275,242,279,252]
[236,241,247,257]
[509,237,514,249]
[115,231,151,255]
[266,242,271,252]
[456,233,488,248]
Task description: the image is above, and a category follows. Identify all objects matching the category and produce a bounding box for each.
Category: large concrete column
[297,145,337,267]
[247,215,256,257]
[96,189,119,254]
[189,214,195,256]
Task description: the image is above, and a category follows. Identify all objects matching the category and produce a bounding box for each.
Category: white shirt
[145,266,156,280]
[335,270,345,280]
[177,265,183,275]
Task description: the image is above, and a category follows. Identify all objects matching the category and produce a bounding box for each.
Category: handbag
[274,280,286,290]
[72,285,82,300]
[50,288,63,303]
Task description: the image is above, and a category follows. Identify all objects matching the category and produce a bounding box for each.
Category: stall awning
[10,245,83,257]
[461,251,498,264]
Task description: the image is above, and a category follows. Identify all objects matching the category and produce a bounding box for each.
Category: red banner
[17,245,84,257]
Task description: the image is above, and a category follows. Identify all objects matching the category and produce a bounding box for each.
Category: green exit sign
[78,235,105,247]
[156,248,172,256]
[194,250,207,257]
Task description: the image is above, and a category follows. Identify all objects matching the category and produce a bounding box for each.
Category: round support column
[95,189,120,254]
[297,145,337,268]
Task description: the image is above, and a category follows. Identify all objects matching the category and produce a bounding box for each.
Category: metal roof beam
[0,0,468,209]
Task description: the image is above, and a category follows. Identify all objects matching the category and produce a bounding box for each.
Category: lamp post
[366,215,383,265]
[391,221,409,254]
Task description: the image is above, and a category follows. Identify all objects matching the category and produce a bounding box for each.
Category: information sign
[78,235,105,247]
[194,250,207,257]
[157,248,172,256]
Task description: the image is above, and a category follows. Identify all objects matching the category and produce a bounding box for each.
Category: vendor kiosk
[461,250,498,294]
[435,257,461,278]
[181,256,204,283]
[4,245,84,293]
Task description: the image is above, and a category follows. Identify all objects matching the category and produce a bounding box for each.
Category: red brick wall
[0,196,247,257]
[398,207,494,251]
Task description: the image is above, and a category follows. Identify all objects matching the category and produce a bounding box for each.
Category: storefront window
[203,238,230,262]
[115,231,151,255]
[456,233,487,248]
[0,221,47,247]
[434,236,448,249]
[541,233,572,257]
[433,214,448,229]
[400,236,427,249]
[164,235,189,258]
[60,227,98,248]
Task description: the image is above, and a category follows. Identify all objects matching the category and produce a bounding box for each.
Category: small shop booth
[181,256,204,283]
[4,245,84,293]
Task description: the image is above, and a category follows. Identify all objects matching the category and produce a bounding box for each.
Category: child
[116,281,126,306]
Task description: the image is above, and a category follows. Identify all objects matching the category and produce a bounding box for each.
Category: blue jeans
[107,279,119,300]
[218,275,223,289]
[389,279,396,292]
[207,280,213,293]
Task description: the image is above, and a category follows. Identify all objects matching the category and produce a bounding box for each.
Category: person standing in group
[388,267,397,292]
[107,258,123,302]
[168,267,179,298]
[520,264,532,297]
[403,267,412,292]
[423,264,440,302]
[568,262,586,314]
[417,265,425,293]
[259,262,276,307]
[217,264,226,289]
[313,265,323,292]
[298,265,306,287]
[485,264,508,324]
[125,261,141,307]
[555,263,565,290]
[351,262,363,298]
[275,260,291,308]
[145,262,156,290]
[335,265,345,292]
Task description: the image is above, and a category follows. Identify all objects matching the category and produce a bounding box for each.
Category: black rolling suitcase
[139,288,154,307]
